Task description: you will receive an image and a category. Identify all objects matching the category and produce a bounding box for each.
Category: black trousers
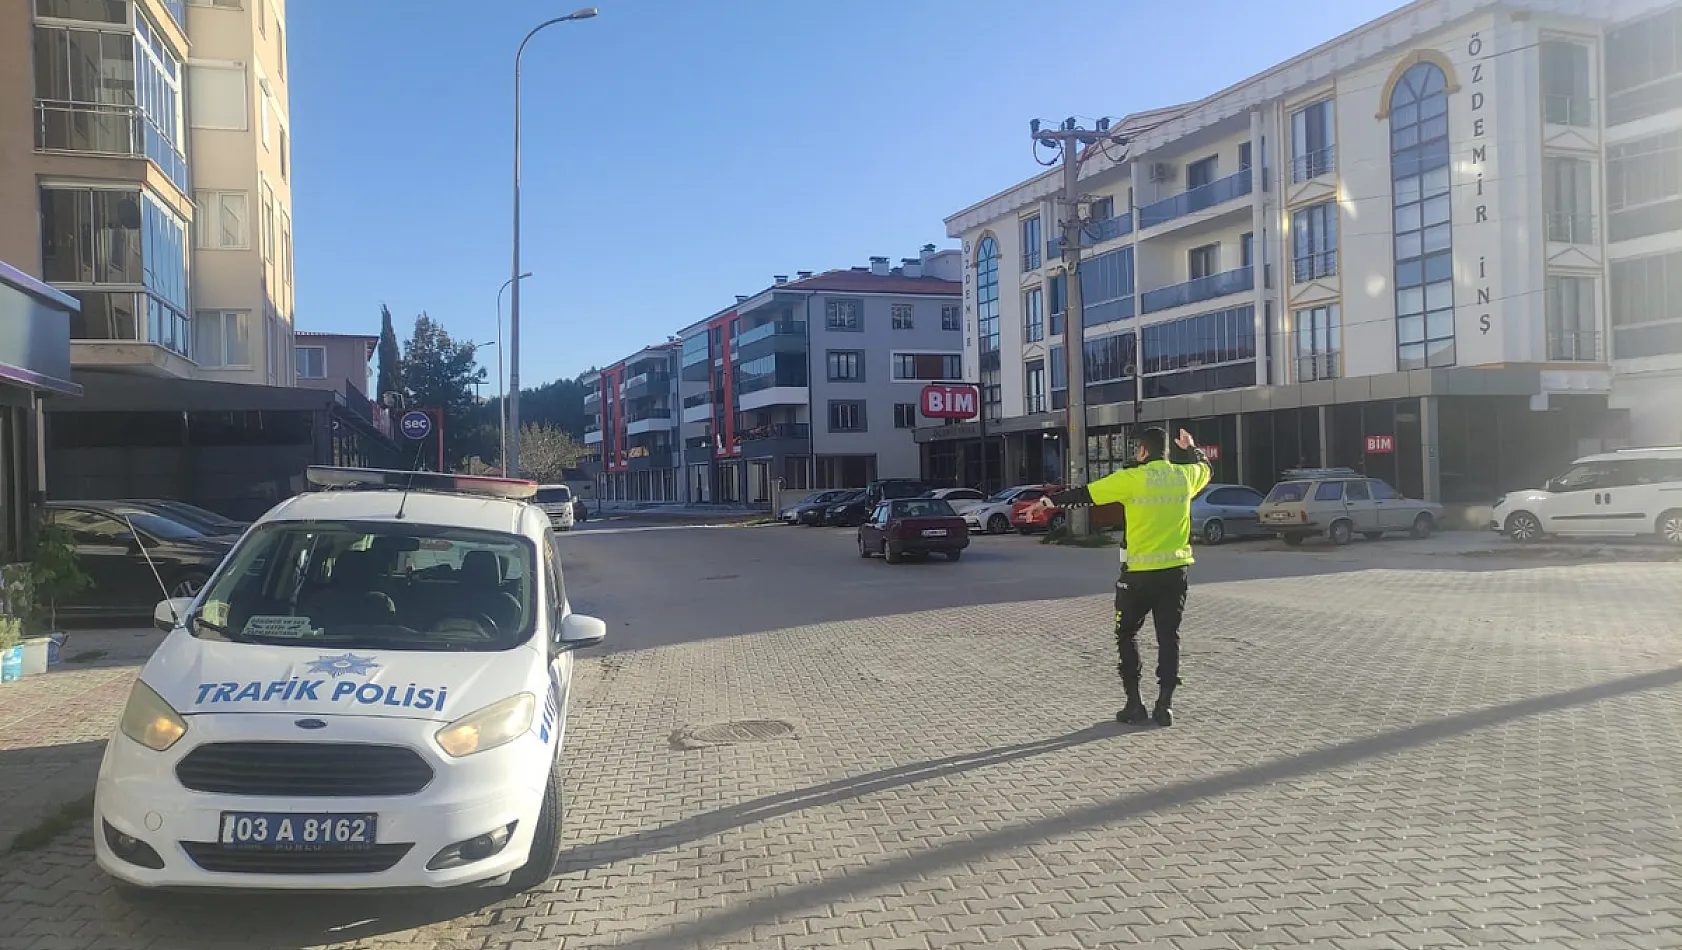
[1113,565,1189,692]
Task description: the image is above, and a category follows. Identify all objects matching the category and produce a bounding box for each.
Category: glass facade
[735,353,807,394]
[1081,247,1135,327]
[1389,62,1455,371]
[975,237,1001,420]
[40,186,188,357]
[1140,306,1257,398]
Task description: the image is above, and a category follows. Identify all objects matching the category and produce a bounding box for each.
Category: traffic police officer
[1032,427,1210,726]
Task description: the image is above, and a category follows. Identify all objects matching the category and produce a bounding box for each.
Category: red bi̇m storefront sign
[1366,434,1396,454]
[920,384,979,420]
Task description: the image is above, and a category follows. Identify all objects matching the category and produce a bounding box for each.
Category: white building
[930,0,1681,519]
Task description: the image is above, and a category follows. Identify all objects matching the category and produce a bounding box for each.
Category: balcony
[682,392,713,424]
[626,409,675,436]
[583,389,601,407]
[1547,330,1602,362]
[1290,145,1337,184]
[1292,250,1338,284]
[733,320,807,362]
[736,379,808,412]
[1295,351,1341,382]
[34,100,189,195]
[623,448,674,471]
[1546,212,1597,246]
[584,427,603,445]
[1047,211,1134,257]
[1139,167,1253,230]
[733,422,810,458]
[1141,266,1254,315]
[621,372,670,398]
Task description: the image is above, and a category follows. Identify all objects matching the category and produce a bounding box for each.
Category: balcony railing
[161,0,187,27]
[1290,145,1337,184]
[1543,94,1595,128]
[626,409,674,423]
[1292,250,1338,283]
[621,371,670,395]
[685,435,713,450]
[1141,266,1254,314]
[1546,212,1597,245]
[1295,351,1340,382]
[735,319,805,348]
[736,375,807,396]
[1547,329,1601,362]
[585,422,601,433]
[1024,394,1048,414]
[681,392,713,409]
[1047,211,1134,256]
[34,100,189,194]
[1139,167,1253,229]
[735,422,810,444]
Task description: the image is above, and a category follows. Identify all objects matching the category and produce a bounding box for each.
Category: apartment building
[581,344,681,503]
[934,0,1679,513]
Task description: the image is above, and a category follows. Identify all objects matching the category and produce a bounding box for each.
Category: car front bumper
[95,713,550,891]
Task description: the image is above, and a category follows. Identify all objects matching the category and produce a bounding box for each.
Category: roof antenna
[394,443,426,521]
[120,511,186,628]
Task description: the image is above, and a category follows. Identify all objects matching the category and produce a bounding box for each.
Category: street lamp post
[509,6,597,482]
[496,273,531,469]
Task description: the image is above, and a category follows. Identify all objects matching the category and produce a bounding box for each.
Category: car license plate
[218,812,377,851]
[1266,511,1293,522]
[921,528,948,537]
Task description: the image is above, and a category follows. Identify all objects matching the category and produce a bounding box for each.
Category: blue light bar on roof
[305,466,539,501]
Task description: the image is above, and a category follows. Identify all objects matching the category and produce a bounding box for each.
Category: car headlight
[118,680,187,752]
[435,693,536,757]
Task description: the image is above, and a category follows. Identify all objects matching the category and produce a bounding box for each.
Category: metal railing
[1048,210,1134,256]
[1543,94,1594,127]
[1295,351,1340,382]
[1547,330,1601,361]
[1292,249,1338,283]
[1141,266,1254,314]
[584,422,601,433]
[1139,167,1253,229]
[35,100,189,193]
[1546,212,1597,245]
[627,409,673,422]
[583,389,601,404]
[1024,394,1047,414]
[1290,145,1337,184]
[681,392,713,409]
[736,422,810,443]
[1023,248,1042,272]
[1023,321,1044,343]
[735,319,805,348]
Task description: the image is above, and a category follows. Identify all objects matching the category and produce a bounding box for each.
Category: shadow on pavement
[606,664,1682,950]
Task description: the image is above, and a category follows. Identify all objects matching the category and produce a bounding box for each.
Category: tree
[512,422,587,483]
[376,304,402,401]
[400,313,486,468]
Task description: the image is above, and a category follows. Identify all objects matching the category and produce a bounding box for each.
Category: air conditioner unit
[1149,162,1176,183]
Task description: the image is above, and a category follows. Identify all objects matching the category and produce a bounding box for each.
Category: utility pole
[1031,117,1127,535]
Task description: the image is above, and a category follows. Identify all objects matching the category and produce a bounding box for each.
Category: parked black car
[824,492,876,527]
[797,489,860,526]
[115,499,248,538]
[44,501,238,617]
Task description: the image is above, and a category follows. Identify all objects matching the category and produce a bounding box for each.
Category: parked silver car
[1257,468,1442,546]
[1190,483,1268,544]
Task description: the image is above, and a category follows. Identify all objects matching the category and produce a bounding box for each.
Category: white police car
[95,466,606,892]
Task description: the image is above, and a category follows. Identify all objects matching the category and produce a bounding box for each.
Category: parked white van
[1491,446,1682,545]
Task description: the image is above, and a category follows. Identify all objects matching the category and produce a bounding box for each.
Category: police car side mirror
[153,597,192,633]
[556,613,607,651]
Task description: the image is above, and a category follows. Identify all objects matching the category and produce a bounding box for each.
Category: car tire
[946,549,962,562]
[1362,531,1384,541]
[1281,533,1305,547]
[987,513,1009,535]
[169,571,209,599]
[1410,513,1435,539]
[1505,511,1544,543]
[1657,509,1682,547]
[1329,520,1353,546]
[507,755,564,892]
[858,537,871,558]
[1202,520,1225,545]
[884,542,903,564]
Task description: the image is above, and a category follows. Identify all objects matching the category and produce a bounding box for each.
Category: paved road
[3,525,1681,949]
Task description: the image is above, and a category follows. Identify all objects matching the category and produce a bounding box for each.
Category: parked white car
[1492,446,1682,545]
[923,487,989,515]
[95,467,606,894]
[962,485,1054,535]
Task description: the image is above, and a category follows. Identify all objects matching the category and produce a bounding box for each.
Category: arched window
[974,236,1001,420]
[1389,62,1455,370]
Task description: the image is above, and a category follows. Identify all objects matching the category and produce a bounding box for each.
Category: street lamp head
[518,271,534,279]
[565,7,598,19]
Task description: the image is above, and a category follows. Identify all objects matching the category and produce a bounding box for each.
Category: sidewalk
[0,626,161,851]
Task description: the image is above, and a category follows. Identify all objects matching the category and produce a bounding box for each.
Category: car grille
[175,742,434,797]
[181,842,412,875]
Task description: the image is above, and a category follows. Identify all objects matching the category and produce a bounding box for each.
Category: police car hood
[145,633,537,723]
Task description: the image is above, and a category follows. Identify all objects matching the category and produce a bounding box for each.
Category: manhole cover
[700,573,740,581]
[671,719,797,749]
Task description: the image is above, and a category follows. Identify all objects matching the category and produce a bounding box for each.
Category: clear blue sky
[290,0,1399,388]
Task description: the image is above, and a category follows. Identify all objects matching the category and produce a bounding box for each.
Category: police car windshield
[535,487,572,504]
[194,521,537,651]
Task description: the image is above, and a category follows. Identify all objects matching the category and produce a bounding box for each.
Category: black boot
[1152,688,1174,727]
[1117,683,1148,724]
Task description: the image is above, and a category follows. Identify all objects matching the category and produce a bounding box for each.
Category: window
[1291,202,1338,282]
[259,82,271,150]
[1080,247,1134,326]
[941,305,961,331]
[1021,215,1042,271]
[975,237,999,355]
[260,179,275,263]
[1607,7,1682,124]
[1314,481,1346,501]
[891,353,962,381]
[1089,196,1114,222]
[1208,487,1263,507]
[1084,332,1136,383]
[194,190,248,249]
[1369,480,1399,500]
[280,210,293,306]
[1610,250,1682,358]
[275,22,285,79]
[824,298,861,331]
[1540,40,1593,127]
[279,126,288,180]
[828,401,865,432]
[294,344,326,378]
[1295,304,1340,381]
[35,0,127,21]
[1049,344,1066,390]
[1024,359,1046,414]
[1545,156,1594,243]
[1239,142,1252,170]
[1390,62,1455,371]
[187,64,248,129]
[826,350,863,381]
[41,187,142,284]
[1140,306,1256,375]
[1187,155,1219,190]
[891,303,915,330]
[1023,287,1044,342]
[1241,232,1254,269]
[1607,131,1682,243]
[41,185,189,356]
[1048,273,1066,336]
[1545,275,1598,360]
[1291,100,1336,182]
[194,310,252,367]
[258,0,266,34]
[1188,244,1219,280]
[893,403,918,429]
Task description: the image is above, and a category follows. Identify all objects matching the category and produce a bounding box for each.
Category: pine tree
[376,304,402,401]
